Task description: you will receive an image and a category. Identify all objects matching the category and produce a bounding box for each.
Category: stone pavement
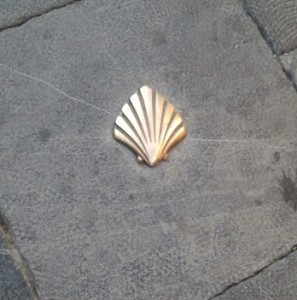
[216,248,297,300]
[1,0,297,299]
[0,0,76,30]
[244,0,297,56]
[0,213,35,299]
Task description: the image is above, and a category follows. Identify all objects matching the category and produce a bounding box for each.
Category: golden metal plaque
[114,86,186,166]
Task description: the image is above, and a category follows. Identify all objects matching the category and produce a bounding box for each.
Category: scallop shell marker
[114,86,186,166]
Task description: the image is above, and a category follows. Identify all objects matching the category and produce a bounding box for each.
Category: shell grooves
[131,94,150,144]
[114,126,147,159]
[138,90,151,142]
[163,122,184,154]
[159,101,168,143]
[152,90,156,142]
[162,111,177,145]
[114,86,186,166]
[128,101,147,144]
[115,120,141,153]
[164,113,182,147]
[120,113,148,157]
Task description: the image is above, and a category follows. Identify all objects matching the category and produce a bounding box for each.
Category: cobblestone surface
[0,0,78,30]
[244,0,297,55]
[216,249,297,300]
[1,0,297,299]
[0,221,33,299]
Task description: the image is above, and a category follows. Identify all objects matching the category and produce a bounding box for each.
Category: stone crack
[0,0,84,32]
[0,62,117,117]
[0,211,40,300]
[208,244,297,300]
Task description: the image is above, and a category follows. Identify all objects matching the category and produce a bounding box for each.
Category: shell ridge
[141,86,155,143]
[114,127,147,161]
[163,122,184,149]
[162,111,177,146]
[120,113,149,157]
[154,94,163,143]
[162,123,186,156]
[129,99,148,144]
[115,117,147,157]
[159,101,168,144]
[122,103,147,149]
[138,90,152,142]
[162,113,182,146]
[152,90,156,142]
[130,94,149,143]
[160,104,174,144]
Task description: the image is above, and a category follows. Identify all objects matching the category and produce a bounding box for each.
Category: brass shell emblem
[114,86,186,166]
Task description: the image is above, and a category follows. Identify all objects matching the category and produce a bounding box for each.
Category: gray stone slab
[243,0,297,55]
[280,49,297,89]
[215,249,297,300]
[0,0,297,299]
[0,224,33,299]
[0,0,77,30]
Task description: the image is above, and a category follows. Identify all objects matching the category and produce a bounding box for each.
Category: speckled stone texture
[0,228,33,299]
[243,0,297,55]
[1,0,297,299]
[280,50,297,89]
[216,249,297,300]
[0,0,78,30]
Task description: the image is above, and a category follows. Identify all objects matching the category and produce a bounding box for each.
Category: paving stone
[215,249,297,300]
[0,0,77,30]
[243,0,297,55]
[0,226,33,300]
[1,0,297,299]
[280,49,297,89]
